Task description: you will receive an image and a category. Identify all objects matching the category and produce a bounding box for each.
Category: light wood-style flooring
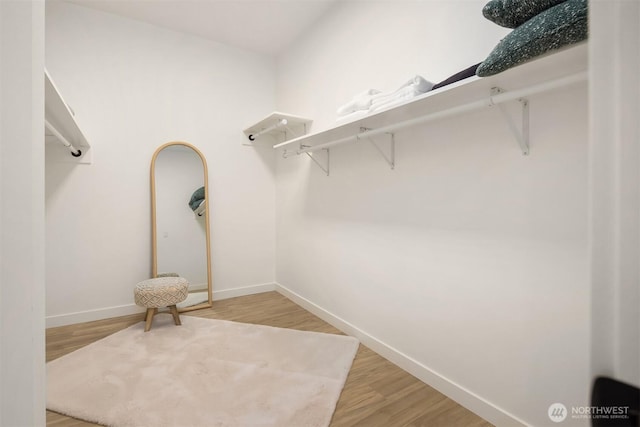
[46,291,492,427]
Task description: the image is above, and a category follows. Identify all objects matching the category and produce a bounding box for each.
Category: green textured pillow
[483,0,568,28]
[476,0,587,77]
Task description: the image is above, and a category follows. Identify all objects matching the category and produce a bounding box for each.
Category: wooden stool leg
[169,305,181,326]
[144,308,157,332]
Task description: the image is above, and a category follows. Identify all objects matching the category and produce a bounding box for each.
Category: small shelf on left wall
[45,69,92,164]
[242,112,312,146]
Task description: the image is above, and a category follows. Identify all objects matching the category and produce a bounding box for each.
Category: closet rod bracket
[490,87,530,156]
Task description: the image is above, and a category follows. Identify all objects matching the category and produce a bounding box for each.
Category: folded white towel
[335,75,434,119]
[336,88,382,116]
[369,88,429,113]
[355,88,382,98]
[370,87,423,108]
[367,76,433,108]
[369,97,413,114]
[368,75,433,113]
[397,75,434,93]
[369,85,418,107]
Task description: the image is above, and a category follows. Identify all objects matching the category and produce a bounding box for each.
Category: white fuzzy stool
[134,277,189,332]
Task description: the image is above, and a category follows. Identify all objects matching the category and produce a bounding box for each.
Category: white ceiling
[63,0,340,56]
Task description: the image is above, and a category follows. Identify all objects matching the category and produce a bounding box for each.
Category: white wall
[0,0,46,424]
[275,1,589,426]
[589,0,640,387]
[276,0,510,131]
[45,2,277,326]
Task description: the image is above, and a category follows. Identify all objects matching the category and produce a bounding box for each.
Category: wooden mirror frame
[150,141,212,312]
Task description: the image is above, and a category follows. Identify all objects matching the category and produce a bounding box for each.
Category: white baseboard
[213,282,276,300]
[274,283,527,427]
[46,282,277,328]
[46,304,145,328]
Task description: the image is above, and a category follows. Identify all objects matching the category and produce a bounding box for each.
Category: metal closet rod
[296,71,588,155]
[248,118,288,141]
[45,120,82,157]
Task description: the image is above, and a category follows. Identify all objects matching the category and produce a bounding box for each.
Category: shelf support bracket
[491,87,530,156]
[282,148,294,159]
[283,123,302,141]
[302,145,330,176]
[359,128,395,169]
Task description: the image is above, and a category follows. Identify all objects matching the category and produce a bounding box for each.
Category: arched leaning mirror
[151,141,212,312]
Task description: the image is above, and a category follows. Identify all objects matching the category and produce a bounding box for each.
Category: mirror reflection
[151,142,212,311]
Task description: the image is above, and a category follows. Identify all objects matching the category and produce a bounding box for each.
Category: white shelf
[243,111,312,145]
[275,43,588,162]
[45,69,91,163]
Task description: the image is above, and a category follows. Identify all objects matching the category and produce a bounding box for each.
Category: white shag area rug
[47,315,359,427]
